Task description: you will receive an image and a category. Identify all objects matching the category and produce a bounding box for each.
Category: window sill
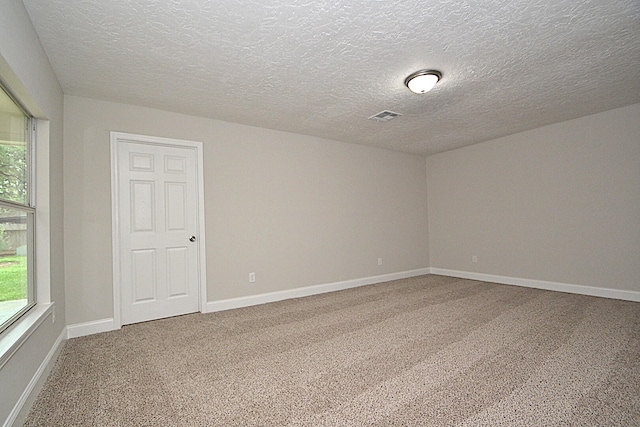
[0,302,54,370]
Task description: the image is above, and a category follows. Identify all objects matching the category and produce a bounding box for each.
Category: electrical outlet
[378,258,383,266]
[52,307,56,323]
[249,272,256,283]
[472,255,478,263]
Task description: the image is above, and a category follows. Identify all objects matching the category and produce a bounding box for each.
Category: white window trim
[0,303,53,369]
[34,119,50,304]
[0,117,54,367]
[0,48,54,374]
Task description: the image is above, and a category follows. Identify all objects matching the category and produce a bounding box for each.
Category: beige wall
[63,96,430,325]
[0,0,65,424]
[427,103,640,292]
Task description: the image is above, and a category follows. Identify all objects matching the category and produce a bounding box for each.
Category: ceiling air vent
[368,110,402,122]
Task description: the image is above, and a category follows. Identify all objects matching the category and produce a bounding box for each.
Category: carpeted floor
[25,275,640,426]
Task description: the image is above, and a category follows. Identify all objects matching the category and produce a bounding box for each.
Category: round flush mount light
[404,70,442,94]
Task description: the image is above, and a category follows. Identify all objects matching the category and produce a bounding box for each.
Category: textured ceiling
[22,0,640,155]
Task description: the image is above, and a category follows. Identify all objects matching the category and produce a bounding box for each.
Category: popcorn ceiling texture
[23,0,640,155]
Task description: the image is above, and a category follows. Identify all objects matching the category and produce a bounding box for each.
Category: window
[0,84,35,333]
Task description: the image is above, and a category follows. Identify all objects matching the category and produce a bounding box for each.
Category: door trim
[110,132,207,329]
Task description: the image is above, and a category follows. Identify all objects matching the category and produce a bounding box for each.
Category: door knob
[189,236,196,242]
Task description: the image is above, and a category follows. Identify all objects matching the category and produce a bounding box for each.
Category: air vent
[368,110,402,122]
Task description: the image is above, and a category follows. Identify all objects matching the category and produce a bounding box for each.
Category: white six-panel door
[112,134,203,326]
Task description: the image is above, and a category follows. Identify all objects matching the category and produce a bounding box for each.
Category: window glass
[0,208,33,326]
[0,85,34,332]
[0,89,28,205]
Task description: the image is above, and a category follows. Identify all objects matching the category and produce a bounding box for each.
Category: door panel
[130,152,154,171]
[167,247,188,297]
[131,181,155,232]
[165,155,185,173]
[132,249,157,302]
[165,182,186,230]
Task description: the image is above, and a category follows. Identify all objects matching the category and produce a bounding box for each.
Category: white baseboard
[4,327,66,427]
[205,268,432,313]
[65,269,432,335]
[66,318,116,339]
[429,268,640,302]
[62,267,639,341]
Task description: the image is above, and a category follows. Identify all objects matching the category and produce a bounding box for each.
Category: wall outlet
[249,272,256,283]
[472,255,478,263]
[378,258,383,266]
[52,307,56,323]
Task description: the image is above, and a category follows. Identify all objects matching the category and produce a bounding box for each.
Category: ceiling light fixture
[404,70,442,94]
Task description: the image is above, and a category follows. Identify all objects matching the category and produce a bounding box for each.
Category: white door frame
[110,132,207,329]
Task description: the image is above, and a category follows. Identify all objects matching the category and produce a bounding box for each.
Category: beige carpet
[25,275,640,426]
